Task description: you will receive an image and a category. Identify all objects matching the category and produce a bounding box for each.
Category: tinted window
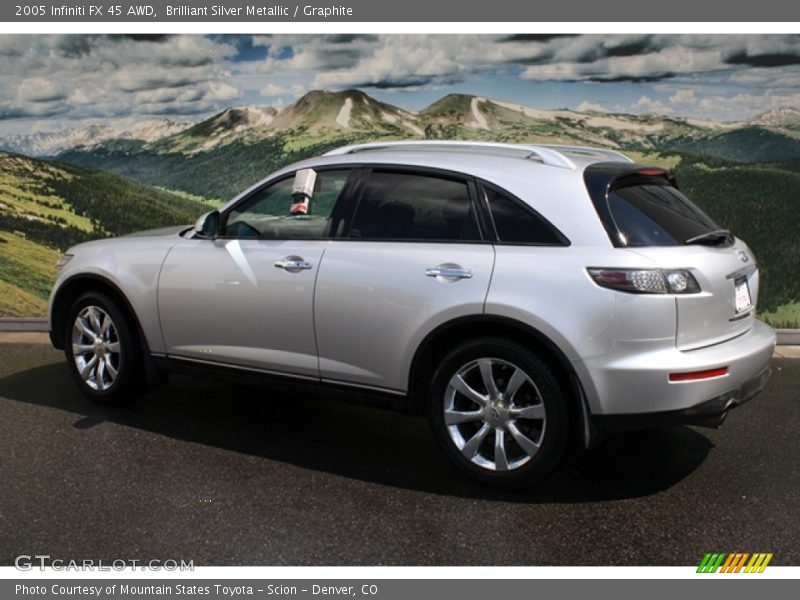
[349,171,481,241]
[224,169,350,239]
[608,183,721,247]
[486,187,564,245]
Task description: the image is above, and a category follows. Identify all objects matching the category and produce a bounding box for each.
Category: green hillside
[60,133,380,202]
[665,127,800,163]
[0,151,208,316]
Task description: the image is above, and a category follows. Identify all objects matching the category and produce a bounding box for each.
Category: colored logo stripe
[697,552,773,573]
[745,553,773,573]
[697,553,726,573]
[720,553,749,573]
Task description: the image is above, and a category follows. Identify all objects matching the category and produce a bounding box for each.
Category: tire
[64,292,144,404]
[428,337,570,488]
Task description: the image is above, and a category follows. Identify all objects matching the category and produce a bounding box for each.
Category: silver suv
[48,141,776,487]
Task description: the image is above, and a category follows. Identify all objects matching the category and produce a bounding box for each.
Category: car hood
[65,225,191,255]
[124,224,192,238]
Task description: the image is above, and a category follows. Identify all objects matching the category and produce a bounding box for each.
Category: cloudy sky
[2,34,800,134]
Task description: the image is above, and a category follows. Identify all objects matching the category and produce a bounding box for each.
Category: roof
[324,141,633,170]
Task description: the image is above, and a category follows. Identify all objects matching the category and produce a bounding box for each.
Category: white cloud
[251,34,537,89]
[617,89,800,121]
[631,95,672,115]
[260,82,306,97]
[728,66,800,88]
[206,81,239,101]
[577,100,607,112]
[521,47,729,82]
[669,89,697,105]
[0,35,240,122]
[245,34,800,98]
[18,78,66,102]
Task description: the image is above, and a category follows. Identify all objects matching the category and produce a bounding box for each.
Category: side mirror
[195,211,220,239]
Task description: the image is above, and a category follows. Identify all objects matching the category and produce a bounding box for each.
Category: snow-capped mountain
[122,119,194,143]
[0,118,193,156]
[0,124,119,156]
[747,107,800,129]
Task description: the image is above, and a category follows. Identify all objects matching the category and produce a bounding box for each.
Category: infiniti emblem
[737,251,749,263]
[490,407,501,420]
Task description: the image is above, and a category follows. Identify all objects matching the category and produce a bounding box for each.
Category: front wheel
[64,292,143,404]
[428,338,570,488]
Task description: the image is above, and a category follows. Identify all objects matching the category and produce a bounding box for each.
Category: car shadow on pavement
[0,361,714,503]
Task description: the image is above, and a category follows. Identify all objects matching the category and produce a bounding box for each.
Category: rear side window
[485,187,565,245]
[348,171,481,241]
[608,183,721,247]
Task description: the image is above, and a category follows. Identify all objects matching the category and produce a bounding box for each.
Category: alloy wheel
[443,358,546,472]
[71,305,121,391]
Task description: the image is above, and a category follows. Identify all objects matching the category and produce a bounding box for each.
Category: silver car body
[48,142,776,436]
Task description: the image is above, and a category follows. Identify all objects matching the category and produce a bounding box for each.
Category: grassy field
[0,153,94,233]
[0,231,58,317]
[0,150,208,317]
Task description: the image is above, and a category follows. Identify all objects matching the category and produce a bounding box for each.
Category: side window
[348,171,481,241]
[485,187,565,245]
[223,169,351,239]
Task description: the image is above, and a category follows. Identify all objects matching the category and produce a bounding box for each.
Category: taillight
[587,268,701,294]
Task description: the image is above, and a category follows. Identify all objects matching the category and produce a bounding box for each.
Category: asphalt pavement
[1,333,798,566]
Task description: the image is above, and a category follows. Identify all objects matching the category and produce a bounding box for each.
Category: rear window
[607,182,722,247]
[485,187,566,245]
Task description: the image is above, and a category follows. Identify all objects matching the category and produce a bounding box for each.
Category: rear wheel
[428,338,570,488]
[64,292,144,404]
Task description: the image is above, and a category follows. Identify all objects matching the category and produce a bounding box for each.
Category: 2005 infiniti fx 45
[48,141,776,487]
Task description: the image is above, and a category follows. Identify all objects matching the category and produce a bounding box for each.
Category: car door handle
[274,257,313,272]
[425,266,473,280]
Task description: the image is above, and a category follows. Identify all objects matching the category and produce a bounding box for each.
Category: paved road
[1,333,798,566]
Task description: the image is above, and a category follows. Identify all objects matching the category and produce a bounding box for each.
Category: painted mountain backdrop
[1,90,799,325]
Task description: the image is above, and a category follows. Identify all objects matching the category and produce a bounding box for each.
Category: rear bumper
[594,363,771,431]
[576,319,776,422]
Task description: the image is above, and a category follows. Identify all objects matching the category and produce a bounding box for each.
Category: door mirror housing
[195,211,220,239]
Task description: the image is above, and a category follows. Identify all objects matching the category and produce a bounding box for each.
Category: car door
[314,167,496,392]
[158,168,353,378]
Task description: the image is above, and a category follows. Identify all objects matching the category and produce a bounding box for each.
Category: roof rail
[323,141,581,170]
[324,141,635,168]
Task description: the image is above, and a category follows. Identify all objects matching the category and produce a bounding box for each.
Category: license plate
[735,277,752,313]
